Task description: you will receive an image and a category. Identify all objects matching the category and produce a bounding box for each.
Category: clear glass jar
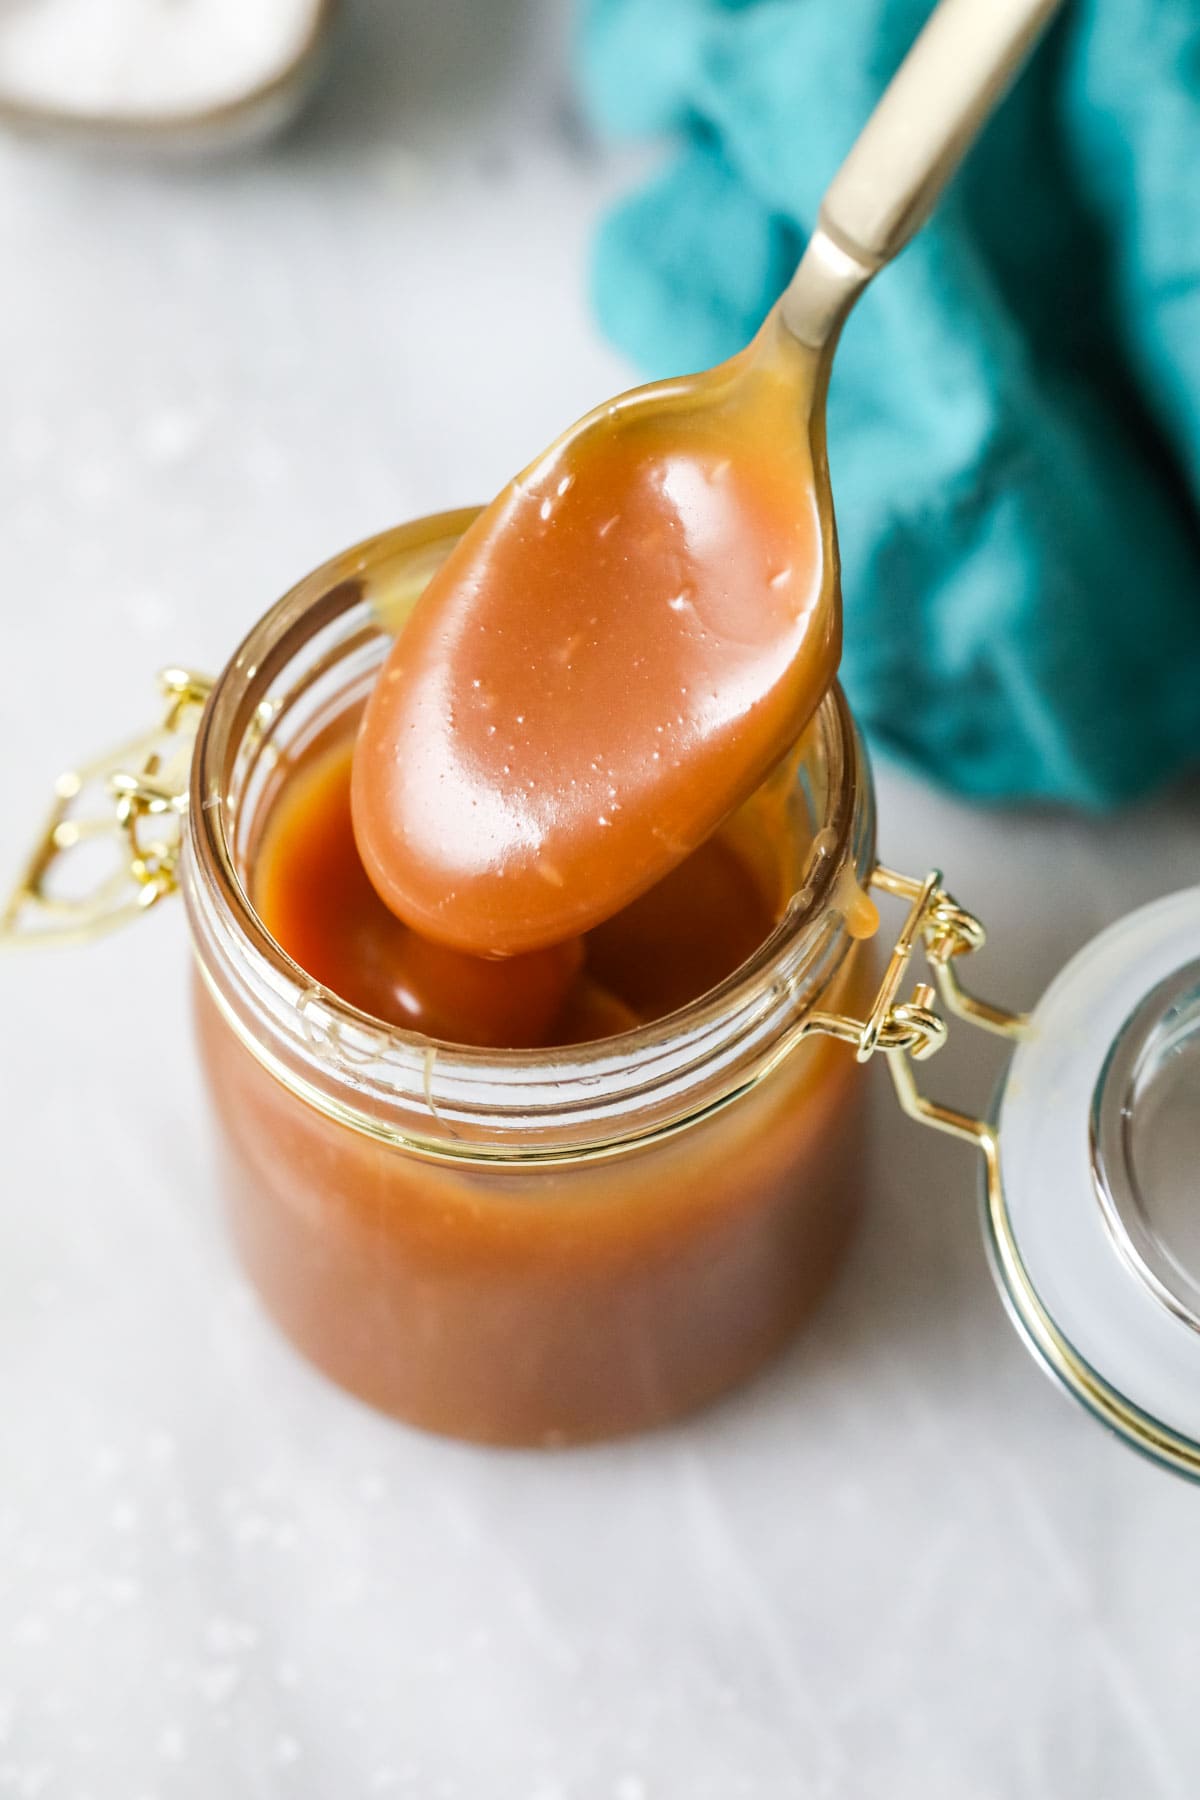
[181,510,878,1446]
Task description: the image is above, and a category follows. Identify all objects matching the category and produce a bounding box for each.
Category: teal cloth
[575,0,1200,807]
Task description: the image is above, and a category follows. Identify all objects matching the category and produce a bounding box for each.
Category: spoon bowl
[353,313,836,956]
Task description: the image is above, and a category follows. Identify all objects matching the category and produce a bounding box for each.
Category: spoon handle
[781,0,1063,348]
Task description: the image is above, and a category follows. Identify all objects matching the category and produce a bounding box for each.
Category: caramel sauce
[219,690,876,1446]
[255,714,778,1049]
[198,967,868,1444]
[352,313,836,956]
[203,725,873,1442]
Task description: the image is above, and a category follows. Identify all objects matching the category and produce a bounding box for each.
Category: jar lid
[988,888,1200,1476]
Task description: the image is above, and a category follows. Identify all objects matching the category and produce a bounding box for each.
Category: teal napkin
[576,0,1200,807]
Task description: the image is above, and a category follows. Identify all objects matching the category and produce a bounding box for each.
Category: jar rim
[184,513,873,1157]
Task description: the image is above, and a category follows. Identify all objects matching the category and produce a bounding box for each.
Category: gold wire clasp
[1,668,212,948]
[811,864,1030,1148]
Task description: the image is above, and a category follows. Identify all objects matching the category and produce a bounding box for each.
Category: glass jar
[180,511,878,1446]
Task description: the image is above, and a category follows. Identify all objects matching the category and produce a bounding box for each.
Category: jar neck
[183,517,875,1163]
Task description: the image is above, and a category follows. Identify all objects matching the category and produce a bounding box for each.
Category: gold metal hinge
[810,863,1030,1149]
[1,668,212,948]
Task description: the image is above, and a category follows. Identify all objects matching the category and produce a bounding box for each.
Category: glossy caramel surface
[352,314,835,955]
[255,714,777,1049]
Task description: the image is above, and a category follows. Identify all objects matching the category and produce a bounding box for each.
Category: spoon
[353,0,1063,958]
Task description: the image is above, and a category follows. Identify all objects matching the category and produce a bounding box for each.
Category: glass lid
[1092,957,1200,1331]
[989,887,1200,1471]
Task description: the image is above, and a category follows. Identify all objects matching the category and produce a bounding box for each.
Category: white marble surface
[3,5,1200,1796]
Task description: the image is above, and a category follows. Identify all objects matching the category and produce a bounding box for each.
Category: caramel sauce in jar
[185,521,876,1445]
